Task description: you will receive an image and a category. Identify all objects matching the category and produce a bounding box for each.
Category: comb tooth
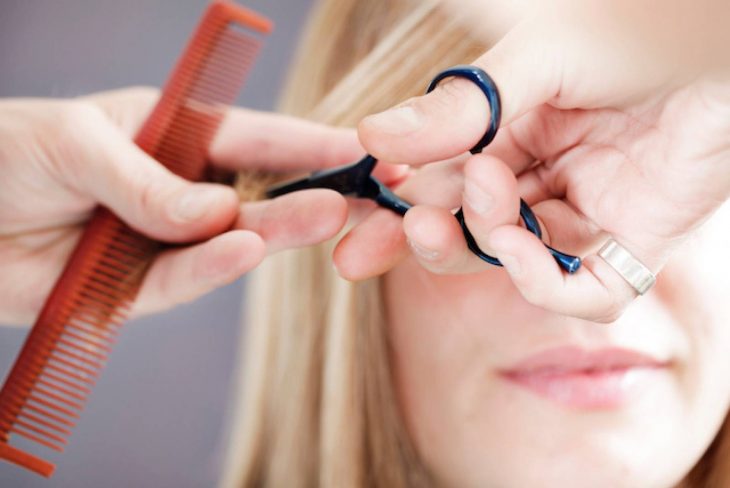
[33,387,84,412]
[22,337,101,379]
[80,271,129,294]
[84,257,131,279]
[154,122,222,148]
[76,287,124,310]
[113,230,155,249]
[17,412,72,436]
[64,321,118,345]
[102,243,149,262]
[44,363,96,388]
[10,371,86,407]
[163,67,259,109]
[53,346,104,369]
[38,371,91,396]
[65,316,120,339]
[94,243,147,265]
[12,420,67,446]
[104,243,150,262]
[9,427,64,452]
[182,29,259,69]
[71,293,124,316]
[24,404,76,429]
[1,392,77,430]
[81,269,136,296]
[67,303,126,325]
[79,281,136,306]
[28,324,107,366]
[90,262,140,285]
[36,380,86,403]
[198,45,261,82]
[56,337,109,360]
[26,396,79,420]
[70,295,118,316]
[47,357,99,379]
[13,390,79,420]
[181,68,256,103]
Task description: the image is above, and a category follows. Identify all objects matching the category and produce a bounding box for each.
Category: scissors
[267,65,581,274]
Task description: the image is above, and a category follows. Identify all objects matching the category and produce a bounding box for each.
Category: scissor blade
[266,155,378,199]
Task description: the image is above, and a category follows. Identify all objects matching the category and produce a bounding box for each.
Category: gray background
[0,0,313,486]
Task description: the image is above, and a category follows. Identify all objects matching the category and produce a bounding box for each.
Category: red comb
[0,1,271,476]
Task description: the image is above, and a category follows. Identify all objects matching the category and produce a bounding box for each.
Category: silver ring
[598,238,656,295]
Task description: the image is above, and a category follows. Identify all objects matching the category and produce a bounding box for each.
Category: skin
[332,0,730,326]
[384,200,730,487]
[0,88,410,324]
[366,4,730,483]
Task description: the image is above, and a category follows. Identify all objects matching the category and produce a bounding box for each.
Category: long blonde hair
[223,2,485,487]
[222,1,730,486]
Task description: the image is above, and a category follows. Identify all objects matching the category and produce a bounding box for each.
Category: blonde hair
[222,2,485,487]
[222,1,730,486]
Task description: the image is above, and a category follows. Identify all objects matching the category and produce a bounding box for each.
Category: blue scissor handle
[428,65,581,274]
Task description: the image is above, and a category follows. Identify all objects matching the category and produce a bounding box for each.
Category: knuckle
[46,101,107,181]
[59,100,105,136]
[123,85,160,105]
[134,174,167,219]
[430,79,470,113]
[433,78,487,119]
[520,282,551,308]
[594,297,628,324]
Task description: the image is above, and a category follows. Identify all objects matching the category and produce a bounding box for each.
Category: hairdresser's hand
[0,88,367,325]
[336,0,730,322]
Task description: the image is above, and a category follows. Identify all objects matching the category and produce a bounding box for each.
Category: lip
[499,346,670,409]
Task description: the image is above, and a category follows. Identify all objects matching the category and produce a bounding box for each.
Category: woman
[223,0,730,487]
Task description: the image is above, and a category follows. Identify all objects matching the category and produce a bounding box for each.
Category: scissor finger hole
[426,65,502,155]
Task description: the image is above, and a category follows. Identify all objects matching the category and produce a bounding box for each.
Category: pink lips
[499,347,669,409]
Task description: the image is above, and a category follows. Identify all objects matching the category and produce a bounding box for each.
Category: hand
[332,0,730,322]
[0,88,368,325]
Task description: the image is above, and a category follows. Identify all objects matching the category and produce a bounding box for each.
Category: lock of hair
[0,1,271,477]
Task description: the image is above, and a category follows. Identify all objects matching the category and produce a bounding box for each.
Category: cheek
[382,207,730,488]
[383,256,528,483]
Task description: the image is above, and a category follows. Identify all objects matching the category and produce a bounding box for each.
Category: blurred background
[0,0,313,486]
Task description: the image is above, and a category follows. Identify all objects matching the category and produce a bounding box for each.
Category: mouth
[499,346,671,409]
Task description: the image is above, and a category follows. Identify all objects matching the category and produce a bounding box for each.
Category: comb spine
[0,0,272,477]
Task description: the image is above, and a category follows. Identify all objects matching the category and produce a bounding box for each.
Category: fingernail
[175,185,226,223]
[366,105,423,135]
[499,254,522,276]
[463,180,495,214]
[408,238,440,261]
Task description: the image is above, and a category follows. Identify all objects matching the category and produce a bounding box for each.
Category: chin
[423,377,712,488]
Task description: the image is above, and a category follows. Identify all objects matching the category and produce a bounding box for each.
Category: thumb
[359,18,562,165]
[69,105,238,242]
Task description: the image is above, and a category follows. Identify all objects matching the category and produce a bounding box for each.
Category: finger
[461,154,520,255]
[332,155,468,280]
[402,205,484,274]
[84,86,159,136]
[90,89,367,174]
[66,105,239,243]
[133,230,265,316]
[528,199,603,256]
[516,169,553,206]
[372,162,410,187]
[400,154,521,275]
[333,208,409,281]
[236,189,348,254]
[359,17,563,165]
[211,109,364,172]
[487,223,639,323]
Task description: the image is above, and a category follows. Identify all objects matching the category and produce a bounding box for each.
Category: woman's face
[384,203,730,488]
